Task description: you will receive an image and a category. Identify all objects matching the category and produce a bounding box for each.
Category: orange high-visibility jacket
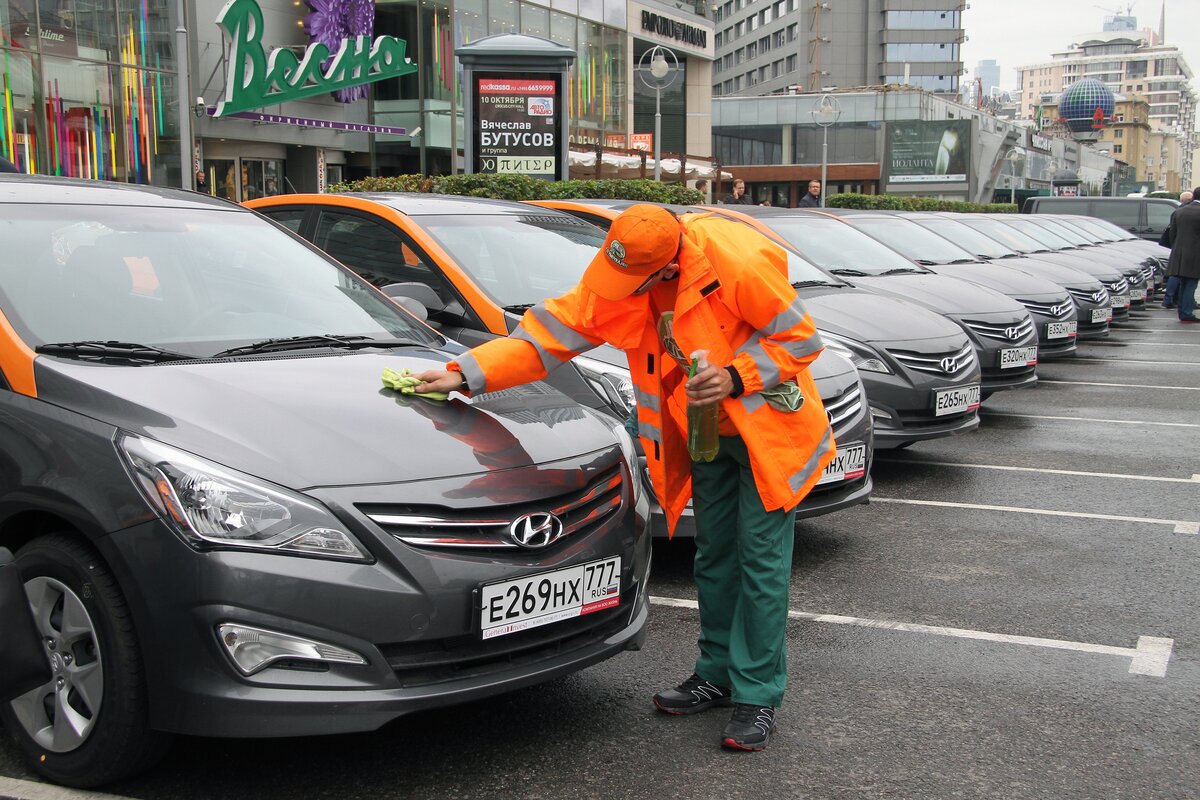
[450,212,835,535]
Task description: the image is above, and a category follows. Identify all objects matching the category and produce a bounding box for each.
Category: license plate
[1111,294,1130,309]
[817,442,867,485]
[1091,307,1110,323]
[999,346,1038,369]
[1131,288,1147,301]
[934,384,981,416]
[480,556,621,640]
[1047,321,1077,339]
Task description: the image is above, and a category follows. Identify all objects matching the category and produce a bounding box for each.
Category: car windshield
[1079,217,1137,241]
[0,205,439,356]
[1002,217,1075,250]
[1031,217,1093,246]
[758,216,916,274]
[959,217,1046,253]
[417,213,607,306]
[1061,217,1119,242]
[912,218,1015,259]
[842,217,979,265]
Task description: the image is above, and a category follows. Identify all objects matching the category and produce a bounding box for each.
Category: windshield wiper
[912,259,940,266]
[879,267,928,275]
[36,340,197,364]
[828,268,871,277]
[212,335,430,359]
[948,258,977,265]
[791,279,837,288]
[502,303,537,313]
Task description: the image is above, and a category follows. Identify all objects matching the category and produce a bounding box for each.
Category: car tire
[0,533,171,787]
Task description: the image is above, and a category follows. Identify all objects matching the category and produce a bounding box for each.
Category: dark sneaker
[721,703,777,751]
[652,673,733,715]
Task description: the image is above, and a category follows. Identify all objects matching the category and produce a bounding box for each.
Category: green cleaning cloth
[382,367,450,402]
[761,379,804,412]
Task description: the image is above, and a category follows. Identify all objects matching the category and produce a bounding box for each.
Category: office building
[712,0,965,98]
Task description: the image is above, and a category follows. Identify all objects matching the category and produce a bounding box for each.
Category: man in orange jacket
[416,204,833,751]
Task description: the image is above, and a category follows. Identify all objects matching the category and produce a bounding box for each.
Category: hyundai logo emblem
[1051,303,1069,317]
[1092,291,1106,303]
[939,356,959,374]
[1005,326,1022,341]
[507,512,565,549]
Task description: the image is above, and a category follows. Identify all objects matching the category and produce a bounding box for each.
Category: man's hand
[685,363,733,407]
[412,369,465,394]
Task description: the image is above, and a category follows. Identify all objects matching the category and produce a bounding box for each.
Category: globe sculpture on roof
[1058,78,1115,142]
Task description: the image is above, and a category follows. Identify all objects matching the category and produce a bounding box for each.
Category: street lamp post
[811,93,841,208]
[637,45,679,182]
[1005,149,1022,205]
[1046,158,1058,197]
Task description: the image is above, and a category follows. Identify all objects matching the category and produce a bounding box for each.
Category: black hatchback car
[0,177,651,787]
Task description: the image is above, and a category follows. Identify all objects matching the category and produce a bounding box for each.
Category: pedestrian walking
[415,204,834,751]
[722,178,754,205]
[1160,190,1192,309]
[797,179,822,208]
[1165,189,1200,322]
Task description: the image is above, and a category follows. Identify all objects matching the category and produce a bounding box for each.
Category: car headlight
[574,354,636,418]
[118,434,371,562]
[820,331,894,375]
[584,409,644,505]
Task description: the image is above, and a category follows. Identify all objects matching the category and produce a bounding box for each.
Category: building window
[786,23,797,41]
[785,54,797,73]
[1113,144,1123,154]
[1114,129,1124,139]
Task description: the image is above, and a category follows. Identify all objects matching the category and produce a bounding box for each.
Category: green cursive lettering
[215,0,417,116]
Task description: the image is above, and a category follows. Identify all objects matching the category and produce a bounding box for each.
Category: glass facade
[1,0,181,183]
[371,0,629,173]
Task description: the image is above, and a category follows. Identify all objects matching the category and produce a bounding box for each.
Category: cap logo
[606,240,628,268]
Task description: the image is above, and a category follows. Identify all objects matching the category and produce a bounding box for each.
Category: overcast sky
[960,0,1200,96]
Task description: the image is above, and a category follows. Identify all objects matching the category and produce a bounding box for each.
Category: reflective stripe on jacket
[450,212,834,535]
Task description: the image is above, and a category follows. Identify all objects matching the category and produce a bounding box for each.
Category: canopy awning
[567,150,732,181]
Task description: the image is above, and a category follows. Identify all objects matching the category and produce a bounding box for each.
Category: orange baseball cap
[581,204,681,300]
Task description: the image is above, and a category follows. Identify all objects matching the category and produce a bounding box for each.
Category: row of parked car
[0,174,1168,788]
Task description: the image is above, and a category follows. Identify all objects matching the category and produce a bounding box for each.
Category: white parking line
[649,597,1174,677]
[870,497,1199,535]
[1064,357,1200,366]
[985,412,1200,428]
[1083,340,1200,347]
[0,777,135,800]
[1038,379,1200,391]
[871,458,1200,484]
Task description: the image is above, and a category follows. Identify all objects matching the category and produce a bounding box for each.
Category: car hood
[988,256,1103,290]
[848,274,1025,316]
[34,350,618,489]
[1025,251,1123,282]
[925,263,1066,299]
[799,286,965,344]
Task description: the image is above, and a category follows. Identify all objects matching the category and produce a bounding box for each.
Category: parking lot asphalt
[1,305,1196,800]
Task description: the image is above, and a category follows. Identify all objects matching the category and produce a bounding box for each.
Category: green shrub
[328,173,703,205]
[824,193,1017,214]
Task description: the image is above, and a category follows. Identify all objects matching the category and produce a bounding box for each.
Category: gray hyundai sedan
[0,176,651,788]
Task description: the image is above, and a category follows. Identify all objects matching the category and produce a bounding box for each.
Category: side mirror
[390,296,428,321]
[381,282,445,313]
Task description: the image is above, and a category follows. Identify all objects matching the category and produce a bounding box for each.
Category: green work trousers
[691,434,796,708]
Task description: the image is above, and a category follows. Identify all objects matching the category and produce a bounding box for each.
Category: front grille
[824,384,864,438]
[961,317,1036,344]
[886,341,975,377]
[1068,287,1109,306]
[1019,298,1073,318]
[361,464,625,551]
[1103,278,1128,296]
[380,586,635,687]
